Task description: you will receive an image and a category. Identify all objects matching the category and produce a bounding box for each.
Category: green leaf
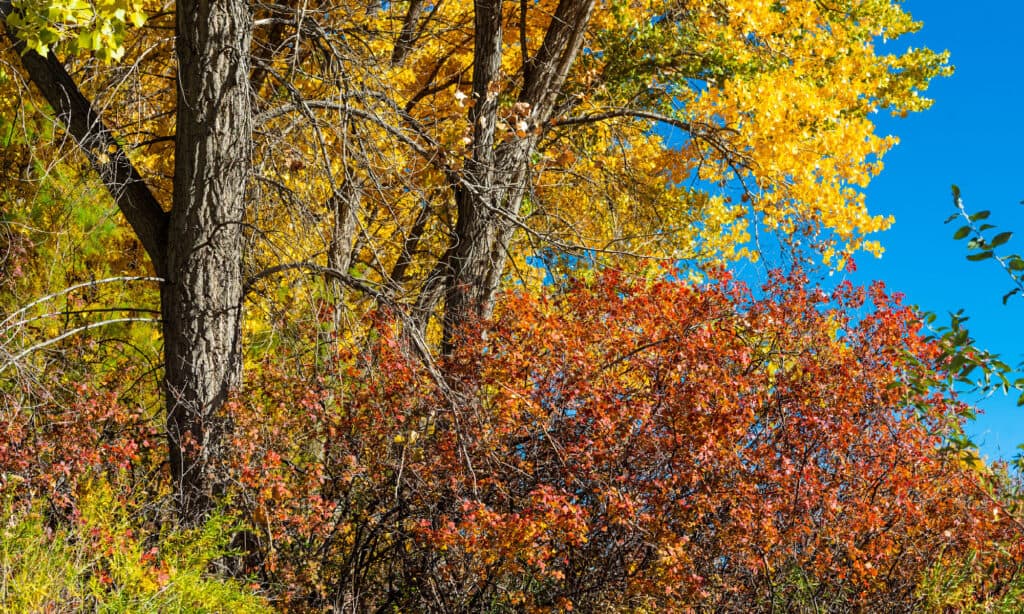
[967,250,994,261]
[1009,257,1024,271]
[77,31,93,52]
[1003,288,1020,305]
[949,355,965,373]
[991,231,1012,247]
[970,210,991,221]
[953,226,971,240]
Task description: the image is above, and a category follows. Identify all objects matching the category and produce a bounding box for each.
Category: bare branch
[0,276,163,330]
[0,317,161,375]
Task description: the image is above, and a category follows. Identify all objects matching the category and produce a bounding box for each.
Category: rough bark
[326,179,361,331]
[164,0,253,523]
[442,0,595,349]
[391,0,426,66]
[3,0,253,526]
[441,0,503,351]
[328,180,361,275]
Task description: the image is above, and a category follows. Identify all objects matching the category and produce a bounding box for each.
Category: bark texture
[3,0,253,525]
[164,0,253,523]
[443,0,595,349]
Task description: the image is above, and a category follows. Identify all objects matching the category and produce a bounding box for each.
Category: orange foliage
[221,271,1022,610]
[0,383,160,513]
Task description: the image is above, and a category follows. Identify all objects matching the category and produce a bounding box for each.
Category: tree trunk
[164,0,253,524]
[442,0,595,350]
[441,0,503,351]
[0,1,169,274]
[3,0,253,525]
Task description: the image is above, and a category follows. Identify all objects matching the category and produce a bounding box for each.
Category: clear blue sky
[849,0,1024,461]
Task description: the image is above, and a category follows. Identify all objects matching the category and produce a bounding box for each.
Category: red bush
[225,271,1023,611]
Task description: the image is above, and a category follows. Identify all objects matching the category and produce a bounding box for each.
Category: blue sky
[846,0,1024,460]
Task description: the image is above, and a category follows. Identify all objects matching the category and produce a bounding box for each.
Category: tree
[161,0,252,523]
[947,185,1024,307]
[0,0,950,525]
[942,185,1024,471]
[2,0,251,523]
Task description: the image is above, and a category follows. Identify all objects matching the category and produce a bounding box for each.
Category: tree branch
[391,0,426,66]
[0,317,162,375]
[520,0,596,121]
[1,0,169,275]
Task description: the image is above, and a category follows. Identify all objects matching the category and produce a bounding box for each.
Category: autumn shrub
[0,382,161,517]
[0,475,270,612]
[912,463,1024,613]
[0,377,273,611]
[225,270,1024,612]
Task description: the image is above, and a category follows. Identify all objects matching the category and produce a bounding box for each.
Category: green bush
[0,476,271,613]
